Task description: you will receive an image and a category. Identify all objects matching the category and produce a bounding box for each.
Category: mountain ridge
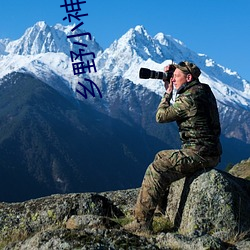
[1,21,250,146]
[0,72,169,202]
[0,22,249,201]
[95,24,250,110]
[4,21,102,56]
[0,21,249,109]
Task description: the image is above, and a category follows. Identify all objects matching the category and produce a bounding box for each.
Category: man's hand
[163,65,173,94]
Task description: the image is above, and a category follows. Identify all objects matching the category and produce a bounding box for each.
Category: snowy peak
[0,22,249,111]
[96,25,167,78]
[95,25,250,110]
[120,25,165,61]
[97,25,200,78]
[96,26,201,94]
[0,21,103,94]
[5,21,102,56]
[6,21,57,55]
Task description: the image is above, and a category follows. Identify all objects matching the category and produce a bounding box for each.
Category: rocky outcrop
[1,169,250,249]
[229,158,250,180]
[165,169,250,240]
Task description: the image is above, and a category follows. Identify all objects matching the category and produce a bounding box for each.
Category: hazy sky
[1,0,250,80]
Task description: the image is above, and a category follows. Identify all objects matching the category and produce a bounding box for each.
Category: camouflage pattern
[156,80,222,157]
[134,149,220,222]
[134,80,222,223]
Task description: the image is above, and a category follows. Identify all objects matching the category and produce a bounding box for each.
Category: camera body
[139,65,176,82]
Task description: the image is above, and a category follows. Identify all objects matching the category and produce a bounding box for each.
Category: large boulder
[165,169,250,241]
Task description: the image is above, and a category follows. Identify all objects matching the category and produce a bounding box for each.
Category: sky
[0,0,250,81]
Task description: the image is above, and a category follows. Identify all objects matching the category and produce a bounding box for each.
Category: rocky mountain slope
[0,21,250,201]
[0,72,167,202]
[1,168,250,249]
[1,21,249,144]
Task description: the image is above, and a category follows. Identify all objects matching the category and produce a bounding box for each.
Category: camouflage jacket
[156,80,222,157]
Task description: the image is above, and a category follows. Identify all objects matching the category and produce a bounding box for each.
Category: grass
[152,216,174,234]
[113,214,174,235]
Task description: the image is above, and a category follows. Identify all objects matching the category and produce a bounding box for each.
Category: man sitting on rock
[124,61,222,233]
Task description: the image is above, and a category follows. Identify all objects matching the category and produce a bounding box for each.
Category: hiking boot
[124,219,152,234]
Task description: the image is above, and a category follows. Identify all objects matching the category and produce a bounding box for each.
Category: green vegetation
[152,216,174,234]
[113,214,174,235]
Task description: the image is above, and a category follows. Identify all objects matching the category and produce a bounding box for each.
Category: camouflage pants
[134,149,220,223]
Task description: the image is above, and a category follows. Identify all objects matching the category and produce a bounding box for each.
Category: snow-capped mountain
[95,25,250,110]
[0,21,102,94]
[0,21,250,146]
[4,21,102,56]
[1,21,249,110]
[0,21,249,201]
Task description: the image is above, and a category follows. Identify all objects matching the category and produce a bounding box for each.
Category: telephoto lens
[139,68,167,80]
[139,65,176,82]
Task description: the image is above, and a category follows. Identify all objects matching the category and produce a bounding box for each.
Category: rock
[165,169,250,241]
[235,240,250,250]
[229,158,250,180]
[0,193,124,248]
[1,168,250,249]
[65,214,120,230]
[156,232,227,250]
[4,228,161,250]
[100,188,140,215]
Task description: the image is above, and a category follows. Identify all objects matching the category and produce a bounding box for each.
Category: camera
[139,64,176,82]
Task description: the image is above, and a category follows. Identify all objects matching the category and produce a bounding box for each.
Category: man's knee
[154,150,168,161]
[153,150,176,169]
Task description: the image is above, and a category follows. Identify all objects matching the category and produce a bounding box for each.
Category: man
[124,61,222,233]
